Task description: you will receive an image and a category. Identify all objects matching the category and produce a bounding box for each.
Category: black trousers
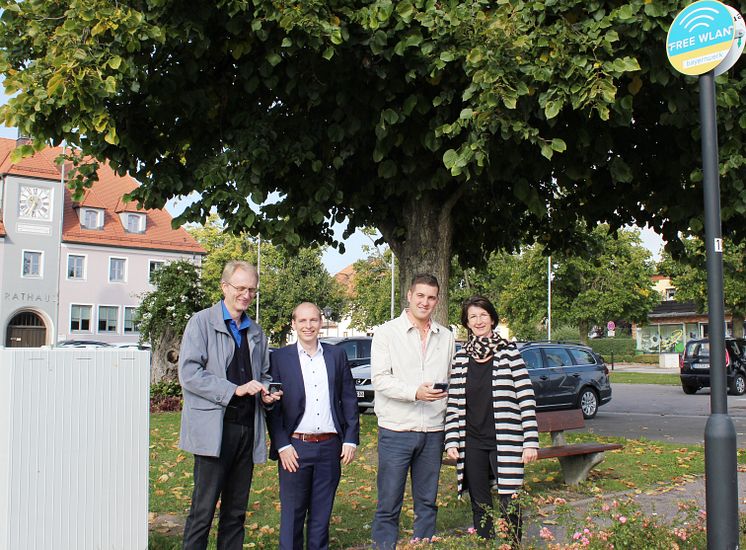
[463,444,522,542]
[183,422,255,550]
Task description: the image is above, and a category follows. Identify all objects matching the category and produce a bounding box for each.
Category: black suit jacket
[267,342,360,459]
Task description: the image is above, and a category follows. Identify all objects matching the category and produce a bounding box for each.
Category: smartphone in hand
[269,382,283,394]
[433,382,449,392]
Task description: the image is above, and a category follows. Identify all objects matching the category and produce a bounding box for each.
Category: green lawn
[148,410,731,549]
[609,371,681,385]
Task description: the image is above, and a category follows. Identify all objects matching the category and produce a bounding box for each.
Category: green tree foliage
[137,260,209,382]
[3,1,746,322]
[187,214,259,300]
[347,247,399,331]
[659,238,746,337]
[188,218,346,344]
[551,226,659,342]
[259,246,347,344]
[451,226,658,341]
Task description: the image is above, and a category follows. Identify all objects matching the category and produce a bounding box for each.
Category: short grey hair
[221,260,258,283]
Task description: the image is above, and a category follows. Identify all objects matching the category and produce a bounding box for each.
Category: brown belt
[291,432,337,442]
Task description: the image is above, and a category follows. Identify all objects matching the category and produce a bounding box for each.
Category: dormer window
[81,208,103,229]
[123,212,146,233]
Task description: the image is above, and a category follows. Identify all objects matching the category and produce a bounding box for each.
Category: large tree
[3,1,746,323]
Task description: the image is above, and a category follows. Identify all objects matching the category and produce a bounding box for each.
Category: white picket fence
[0,348,150,550]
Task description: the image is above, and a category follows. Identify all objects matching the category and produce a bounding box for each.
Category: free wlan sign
[667,0,736,75]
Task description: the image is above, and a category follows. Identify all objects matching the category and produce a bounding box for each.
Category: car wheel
[729,373,746,396]
[682,383,699,395]
[578,387,599,419]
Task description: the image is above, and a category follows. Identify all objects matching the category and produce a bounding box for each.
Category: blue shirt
[221,301,252,347]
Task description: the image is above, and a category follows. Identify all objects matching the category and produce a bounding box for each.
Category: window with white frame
[81,208,103,229]
[149,260,165,283]
[67,255,86,279]
[98,306,119,333]
[22,250,43,277]
[124,213,145,233]
[124,307,140,334]
[70,304,92,332]
[109,257,126,282]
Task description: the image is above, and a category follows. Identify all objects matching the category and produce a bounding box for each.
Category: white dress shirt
[294,341,337,435]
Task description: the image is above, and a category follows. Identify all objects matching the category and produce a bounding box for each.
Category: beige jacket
[371,310,455,431]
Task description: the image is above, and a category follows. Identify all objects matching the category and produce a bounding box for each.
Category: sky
[0,122,665,275]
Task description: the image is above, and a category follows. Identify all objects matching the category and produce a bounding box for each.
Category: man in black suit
[268,302,360,550]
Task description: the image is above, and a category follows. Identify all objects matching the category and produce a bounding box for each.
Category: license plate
[693,362,710,369]
[357,391,364,398]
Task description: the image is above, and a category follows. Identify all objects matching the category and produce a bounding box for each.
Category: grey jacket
[178,301,271,461]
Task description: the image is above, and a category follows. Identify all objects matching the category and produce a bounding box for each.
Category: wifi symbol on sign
[680,7,720,32]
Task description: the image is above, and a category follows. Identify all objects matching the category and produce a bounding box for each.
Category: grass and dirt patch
[147,410,742,549]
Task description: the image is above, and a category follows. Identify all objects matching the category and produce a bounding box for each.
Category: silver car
[351,363,374,412]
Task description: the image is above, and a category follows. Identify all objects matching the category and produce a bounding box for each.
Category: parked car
[112,342,151,350]
[320,336,372,369]
[56,339,112,348]
[351,363,374,412]
[516,341,612,419]
[679,337,746,396]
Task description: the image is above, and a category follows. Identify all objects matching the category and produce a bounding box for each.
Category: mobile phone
[268,382,283,393]
[433,382,449,392]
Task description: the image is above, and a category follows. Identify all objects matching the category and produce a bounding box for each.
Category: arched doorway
[5,311,47,347]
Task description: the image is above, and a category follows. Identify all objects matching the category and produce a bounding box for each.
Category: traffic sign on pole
[666,2,743,547]
[667,0,735,75]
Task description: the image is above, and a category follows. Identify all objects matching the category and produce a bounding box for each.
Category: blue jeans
[371,428,444,548]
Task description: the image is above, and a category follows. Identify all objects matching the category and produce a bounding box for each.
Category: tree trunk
[382,192,458,327]
[150,327,181,385]
[578,319,589,345]
[732,315,745,338]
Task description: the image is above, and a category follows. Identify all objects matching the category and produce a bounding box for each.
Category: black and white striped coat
[444,341,539,497]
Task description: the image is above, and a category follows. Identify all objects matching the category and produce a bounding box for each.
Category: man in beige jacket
[370,274,456,548]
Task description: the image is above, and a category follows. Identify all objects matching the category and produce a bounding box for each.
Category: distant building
[635,276,741,353]
[0,138,205,347]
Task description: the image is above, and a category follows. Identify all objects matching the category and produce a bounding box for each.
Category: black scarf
[463,331,506,361]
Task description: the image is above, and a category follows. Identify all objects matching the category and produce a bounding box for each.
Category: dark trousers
[183,422,255,550]
[278,436,342,550]
[463,445,522,542]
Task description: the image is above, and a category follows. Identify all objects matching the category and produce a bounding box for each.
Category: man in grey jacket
[179,260,280,550]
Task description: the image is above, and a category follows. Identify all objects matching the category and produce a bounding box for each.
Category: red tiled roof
[0,138,205,255]
[334,264,356,295]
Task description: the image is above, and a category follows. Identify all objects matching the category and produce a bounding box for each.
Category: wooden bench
[536,409,623,485]
[443,409,622,485]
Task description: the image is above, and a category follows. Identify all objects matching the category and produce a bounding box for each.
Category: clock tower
[0,146,63,347]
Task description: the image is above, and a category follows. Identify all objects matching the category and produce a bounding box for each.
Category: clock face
[19,185,52,220]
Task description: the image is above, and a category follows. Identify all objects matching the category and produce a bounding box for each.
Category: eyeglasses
[223,281,258,296]
[467,313,492,322]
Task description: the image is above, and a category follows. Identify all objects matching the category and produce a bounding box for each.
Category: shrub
[552,325,581,343]
[588,338,636,358]
[151,380,182,412]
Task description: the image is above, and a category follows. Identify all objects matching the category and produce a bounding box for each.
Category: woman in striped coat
[444,296,539,542]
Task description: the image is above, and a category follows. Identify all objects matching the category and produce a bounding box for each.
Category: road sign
[667,0,736,75]
[606,321,616,332]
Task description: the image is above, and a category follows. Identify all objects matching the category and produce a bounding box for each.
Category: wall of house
[0,175,64,345]
[57,243,201,344]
